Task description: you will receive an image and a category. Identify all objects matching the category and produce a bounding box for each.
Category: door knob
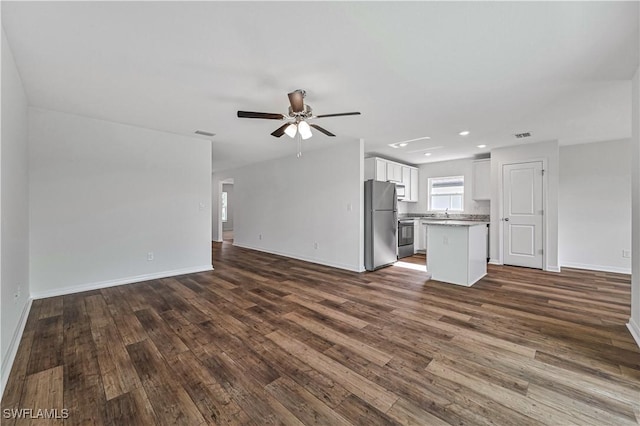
[504,218,510,221]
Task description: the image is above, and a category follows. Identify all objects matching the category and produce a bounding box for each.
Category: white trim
[1,298,33,398]
[627,318,640,349]
[560,262,630,275]
[545,265,561,273]
[489,259,502,265]
[233,243,364,273]
[30,265,213,299]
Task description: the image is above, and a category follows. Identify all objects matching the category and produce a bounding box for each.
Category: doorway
[502,161,544,269]
[222,182,234,242]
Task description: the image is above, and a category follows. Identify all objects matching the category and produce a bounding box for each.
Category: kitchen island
[423,220,488,286]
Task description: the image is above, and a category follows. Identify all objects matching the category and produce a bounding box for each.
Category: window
[221,192,228,222]
[428,176,464,211]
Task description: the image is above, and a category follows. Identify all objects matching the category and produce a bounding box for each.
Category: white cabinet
[472,159,491,201]
[416,223,427,251]
[401,166,411,199]
[410,168,419,202]
[364,157,419,202]
[364,158,388,181]
[375,158,387,182]
[426,223,487,286]
[387,162,402,183]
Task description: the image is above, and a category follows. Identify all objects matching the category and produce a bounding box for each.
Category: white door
[502,161,543,269]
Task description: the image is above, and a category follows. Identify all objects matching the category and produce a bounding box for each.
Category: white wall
[405,157,491,215]
[630,64,640,346]
[1,27,31,394]
[490,140,560,271]
[559,140,631,273]
[213,139,364,272]
[29,108,212,297]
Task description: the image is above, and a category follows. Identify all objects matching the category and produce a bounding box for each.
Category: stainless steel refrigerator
[365,180,398,271]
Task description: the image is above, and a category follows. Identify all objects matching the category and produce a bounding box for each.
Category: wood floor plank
[167,350,252,425]
[2,243,638,425]
[61,294,108,426]
[265,376,352,425]
[284,294,370,329]
[126,339,207,426]
[90,320,142,401]
[25,315,63,375]
[386,397,451,426]
[133,308,189,359]
[104,388,159,426]
[267,330,398,412]
[15,366,64,426]
[284,311,393,367]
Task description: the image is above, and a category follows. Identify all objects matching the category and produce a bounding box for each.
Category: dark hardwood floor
[2,242,639,425]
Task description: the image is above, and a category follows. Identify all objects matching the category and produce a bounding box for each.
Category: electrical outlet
[147,252,154,261]
[622,250,631,258]
[199,202,205,211]
[314,242,319,249]
[259,234,263,240]
[347,203,353,212]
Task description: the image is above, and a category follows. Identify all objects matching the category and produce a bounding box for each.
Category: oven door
[398,221,414,246]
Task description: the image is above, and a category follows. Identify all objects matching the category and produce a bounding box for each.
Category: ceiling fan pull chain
[296,133,303,158]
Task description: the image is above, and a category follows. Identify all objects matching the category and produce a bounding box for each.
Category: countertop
[420,219,489,227]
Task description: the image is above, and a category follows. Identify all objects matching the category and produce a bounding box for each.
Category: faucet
[445,208,449,218]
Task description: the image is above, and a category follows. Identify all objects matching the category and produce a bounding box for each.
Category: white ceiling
[3,1,638,172]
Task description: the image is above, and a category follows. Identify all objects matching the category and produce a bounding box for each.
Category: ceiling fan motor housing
[288,104,313,119]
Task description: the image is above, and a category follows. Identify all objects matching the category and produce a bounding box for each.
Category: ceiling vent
[514,132,531,139]
[195,130,215,137]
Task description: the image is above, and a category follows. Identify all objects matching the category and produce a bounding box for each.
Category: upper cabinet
[472,159,491,201]
[387,162,403,183]
[364,157,419,202]
[375,158,387,182]
[410,168,419,202]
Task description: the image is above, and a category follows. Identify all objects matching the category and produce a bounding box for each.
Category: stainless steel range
[398,220,415,259]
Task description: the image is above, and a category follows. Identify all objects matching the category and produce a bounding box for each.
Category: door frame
[497,158,548,270]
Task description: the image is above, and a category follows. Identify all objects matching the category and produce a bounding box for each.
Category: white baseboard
[1,298,33,398]
[546,265,561,273]
[30,265,213,299]
[232,243,362,273]
[489,259,502,265]
[560,262,631,275]
[627,318,640,349]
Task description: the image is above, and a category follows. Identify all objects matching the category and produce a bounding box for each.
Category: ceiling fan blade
[314,112,361,118]
[288,91,305,113]
[237,111,285,120]
[270,123,290,137]
[309,124,335,137]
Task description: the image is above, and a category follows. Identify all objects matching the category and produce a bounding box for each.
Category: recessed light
[398,143,408,147]
[459,131,470,136]
[477,144,487,148]
[424,152,432,156]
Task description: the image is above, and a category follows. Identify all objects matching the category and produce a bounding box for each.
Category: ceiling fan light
[298,121,312,140]
[284,123,297,138]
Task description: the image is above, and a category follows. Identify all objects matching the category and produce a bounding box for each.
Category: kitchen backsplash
[399,213,490,221]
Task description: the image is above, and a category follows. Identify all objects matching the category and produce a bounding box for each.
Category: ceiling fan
[237,89,361,140]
